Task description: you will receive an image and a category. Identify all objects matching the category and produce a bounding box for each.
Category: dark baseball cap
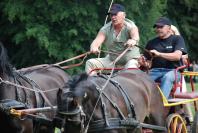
[153,17,172,28]
[108,4,125,15]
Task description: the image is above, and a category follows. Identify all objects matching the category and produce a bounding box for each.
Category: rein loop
[54,51,91,67]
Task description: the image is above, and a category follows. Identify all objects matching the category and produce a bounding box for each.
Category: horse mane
[0,42,13,76]
[67,73,98,98]
[68,73,89,89]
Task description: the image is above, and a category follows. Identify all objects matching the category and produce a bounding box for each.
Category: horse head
[55,73,92,133]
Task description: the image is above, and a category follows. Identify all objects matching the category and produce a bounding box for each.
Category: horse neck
[79,98,101,125]
[0,72,17,100]
[0,64,14,78]
[81,79,107,121]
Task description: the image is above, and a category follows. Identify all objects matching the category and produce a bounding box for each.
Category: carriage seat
[174,92,198,99]
[166,68,198,107]
[173,71,198,99]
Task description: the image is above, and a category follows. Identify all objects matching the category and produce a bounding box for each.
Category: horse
[0,42,70,133]
[55,70,169,133]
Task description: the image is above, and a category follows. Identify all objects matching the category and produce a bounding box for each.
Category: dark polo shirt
[144,35,187,69]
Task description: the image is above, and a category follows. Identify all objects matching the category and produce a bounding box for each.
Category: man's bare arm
[90,32,106,53]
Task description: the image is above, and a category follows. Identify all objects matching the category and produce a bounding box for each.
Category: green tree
[5,0,198,74]
[167,0,198,60]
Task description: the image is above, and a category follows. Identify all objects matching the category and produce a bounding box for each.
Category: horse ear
[57,88,62,96]
[79,73,89,80]
[57,88,63,105]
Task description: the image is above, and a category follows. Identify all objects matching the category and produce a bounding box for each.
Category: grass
[54,127,61,133]
[186,82,198,91]
[185,81,198,117]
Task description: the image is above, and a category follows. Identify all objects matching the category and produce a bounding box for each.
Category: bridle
[55,91,86,133]
[58,106,86,133]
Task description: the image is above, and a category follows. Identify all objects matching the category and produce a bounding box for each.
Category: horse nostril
[60,127,64,132]
[73,99,78,106]
[52,117,64,129]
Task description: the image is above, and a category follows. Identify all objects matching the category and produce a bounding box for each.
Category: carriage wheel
[166,113,187,133]
[192,111,198,133]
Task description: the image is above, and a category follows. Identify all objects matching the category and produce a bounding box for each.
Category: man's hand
[124,39,137,47]
[138,55,152,70]
[150,49,161,57]
[89,32,105,54]
[90,46,100,54]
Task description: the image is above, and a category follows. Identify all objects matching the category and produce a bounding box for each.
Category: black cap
[108,4,125,15]
[153,17,172,28]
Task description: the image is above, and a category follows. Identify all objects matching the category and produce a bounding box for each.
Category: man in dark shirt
[144,17,187,98]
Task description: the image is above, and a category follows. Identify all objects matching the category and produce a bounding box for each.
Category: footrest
[174,92,198,99]
[167,97,198,105]
[168,98,193,103]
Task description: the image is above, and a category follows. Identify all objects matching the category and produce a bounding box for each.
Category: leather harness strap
[16,72,44,108]
[87,74,137,131]
[99,74,136,119]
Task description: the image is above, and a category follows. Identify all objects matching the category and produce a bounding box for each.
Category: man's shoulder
[124,18,135,24]
[100,22,112,32]
[168,34,183,39]
[167,35,184,43]
[124,18,136,29]
[148,37,159,43]
[102,22,112,29]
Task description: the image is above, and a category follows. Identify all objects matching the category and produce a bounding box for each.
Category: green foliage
[124,0,166,47]
[0,0,103,74]
[0,0,197,74]
[167,0,198,60]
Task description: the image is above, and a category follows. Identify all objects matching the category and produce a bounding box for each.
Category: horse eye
[66,97,73,101]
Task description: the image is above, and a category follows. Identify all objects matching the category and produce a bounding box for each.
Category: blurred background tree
[0,0,197,74]
[167,0,198,61]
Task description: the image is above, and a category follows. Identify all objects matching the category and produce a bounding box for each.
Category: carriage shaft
[10,106,57,118]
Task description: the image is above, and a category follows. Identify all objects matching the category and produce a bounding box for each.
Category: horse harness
[0,71,52,116]
[57,74,142,133]
[87,74,139,132]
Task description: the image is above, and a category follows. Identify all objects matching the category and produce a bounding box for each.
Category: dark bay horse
[0,42,70,133]
[56,70,169,133]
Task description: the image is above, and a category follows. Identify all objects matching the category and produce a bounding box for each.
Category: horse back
[110,70,165,123]
[22,65,70,105]
[24,65,69,88]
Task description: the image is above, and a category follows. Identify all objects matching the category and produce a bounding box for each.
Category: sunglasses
[109,13,118,17]
[155,25,164,29]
